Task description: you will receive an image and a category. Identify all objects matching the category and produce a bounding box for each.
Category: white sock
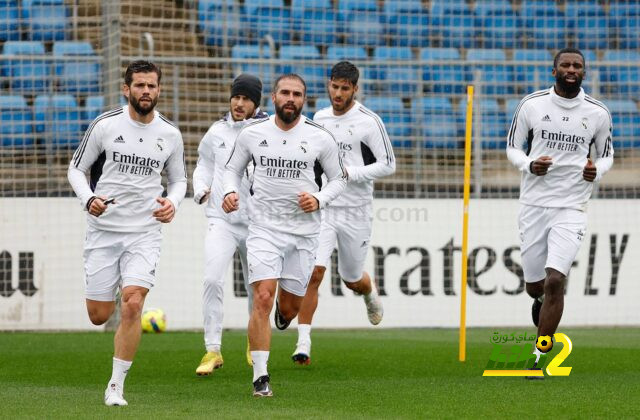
[364,286,378,303]
[297,324,311,345]
[251,351,269,382]
[206,345,221,353]
[109,357,132,389]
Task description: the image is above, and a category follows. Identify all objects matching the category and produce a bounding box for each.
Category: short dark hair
[553,48,585,68]
[124,60,162,86]
[330,61,359,86]
[273,73,307,96]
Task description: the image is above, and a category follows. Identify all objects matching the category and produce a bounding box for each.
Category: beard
[129,95,157,116]
[275,102,302,124]
[555,73,582,96]
[331,93,355,112]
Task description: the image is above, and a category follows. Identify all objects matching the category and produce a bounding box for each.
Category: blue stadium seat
[458,98,507,149]
[83,95,104,125]
[248,7,292,45]
[294,9,337,46]
[430,1,475,49]
[521,0,568,50]
[370,48,417,94]
[383,0,423,15]
[607,100,640,149]
[513,49,553,94]
[314,97,331,112]
[566,1,608,50]
[609,2,640,18]
[197,0,235,22]
[244,0,284,15]
[0,95,33,147]
[231,44,275,87]
[373,46,413,61]
[505,98,521,119]
[343,12,385,47]
[326,46,367,61]
[384,67,420,95]
[466,48,513,96]
[412,97,458,148]
[615,16,640,49]
[1,41,49,92]
[386,8,429,48]
[291,0,331,17]
[23,0,67,41]
[363,96,411,147]
[474,0,521,49]
[337,0,377,13]
[419,48,468,94]
[600,50,640,97]
[34,94,81,147]
[0,0,19,42]
[278,45,325,95]
[199,3,243,47]
[53,41,101,94]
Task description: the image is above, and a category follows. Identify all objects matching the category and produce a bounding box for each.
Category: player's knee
[121,294,145,320]
[526,281,544,299]
[308,267,326,289]
[87,311,110,325]
[253,289,274,314]
[544,272,565,295]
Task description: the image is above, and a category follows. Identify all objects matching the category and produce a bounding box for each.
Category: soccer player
[507,48,613,354]
[67,60,187,405]
[222,74,347,397]
[292,61,396,365]
[193,74,267,375]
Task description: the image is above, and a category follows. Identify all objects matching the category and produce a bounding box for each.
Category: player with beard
[292,61,395,365]
[68,60,187,404]
[193,74,267,375]
[507,48,613,373]
[222,74,346,396]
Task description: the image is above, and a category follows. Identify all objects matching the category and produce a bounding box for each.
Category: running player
[507,48,613,360]
[193,74,267,375]
[67,60,187,405]
[222,74,346,397]
[292,61,396,365]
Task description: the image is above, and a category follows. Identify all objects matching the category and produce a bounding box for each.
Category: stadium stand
[0,0,638,199]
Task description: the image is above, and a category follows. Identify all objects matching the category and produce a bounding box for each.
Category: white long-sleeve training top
[223,114,347,237]
[313,100,396,208]
[68,106,187,232]
[192,110,267,225]
[506,87,613,211]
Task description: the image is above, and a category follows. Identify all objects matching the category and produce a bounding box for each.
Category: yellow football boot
[196,351,223,376]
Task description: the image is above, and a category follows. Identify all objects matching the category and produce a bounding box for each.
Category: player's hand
[153,197,175,223]
[87,195,113,217]
[583,158,597,182]
[530,156,553,176]
[197,188,211,205]
[298,192,319,213]
[222,192,239,213]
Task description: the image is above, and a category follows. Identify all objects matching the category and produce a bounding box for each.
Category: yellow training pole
[459,85,474,362]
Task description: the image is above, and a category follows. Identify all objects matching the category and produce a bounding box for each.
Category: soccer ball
[141,308,166,333]
[536,335,553,353]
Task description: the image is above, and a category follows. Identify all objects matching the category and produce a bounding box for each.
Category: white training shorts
[518,205,587,282]
[315,205,372,282]
[246,224,318,297]
[83,227,162,301]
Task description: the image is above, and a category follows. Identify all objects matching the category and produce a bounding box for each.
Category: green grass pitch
[1,328,638,418]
